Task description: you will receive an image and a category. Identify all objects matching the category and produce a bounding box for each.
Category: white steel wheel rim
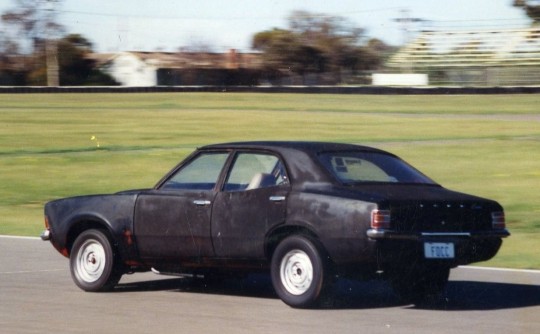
[75,239,106,283]
[280,249,313,295]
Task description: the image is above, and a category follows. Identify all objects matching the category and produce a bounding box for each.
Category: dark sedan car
[41,141,509,307]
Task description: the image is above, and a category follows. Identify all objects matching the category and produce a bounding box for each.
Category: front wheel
[271,235,330,308]
[70,229,122,292]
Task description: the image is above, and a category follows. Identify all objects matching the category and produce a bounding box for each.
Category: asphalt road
[1,236,539,334]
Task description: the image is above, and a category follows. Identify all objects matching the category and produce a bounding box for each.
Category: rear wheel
[271,235,331,308]
[70,229,122,292]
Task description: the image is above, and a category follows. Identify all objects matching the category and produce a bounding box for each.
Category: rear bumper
[367,228,510,240]
[367,228,509,267]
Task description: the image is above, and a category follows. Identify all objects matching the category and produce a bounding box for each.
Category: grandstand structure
[386,26,540,86]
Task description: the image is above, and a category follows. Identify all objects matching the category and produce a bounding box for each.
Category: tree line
[0,1,398,86]
[252,11,395,85]
[1,0,117,86]
[2,1,538,86]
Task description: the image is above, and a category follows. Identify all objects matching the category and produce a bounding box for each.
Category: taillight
[492,211,506,229]
[371,210,391,229]
[44,215,50,229]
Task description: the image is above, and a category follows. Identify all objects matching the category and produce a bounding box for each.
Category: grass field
[1,93,538,268]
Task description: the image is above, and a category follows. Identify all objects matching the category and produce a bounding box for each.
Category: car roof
[198,141,395,186]
[200,141,388,155]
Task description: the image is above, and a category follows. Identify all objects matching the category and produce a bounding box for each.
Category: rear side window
[318,151,436,185]
[224,153,288,191]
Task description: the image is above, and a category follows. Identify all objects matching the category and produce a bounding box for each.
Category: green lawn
[1,93,538,268]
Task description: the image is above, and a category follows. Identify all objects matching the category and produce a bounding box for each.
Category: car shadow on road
[419,280,540,311]
[114,273,278,300]
[327,279,540,311]
[113,275,540,311]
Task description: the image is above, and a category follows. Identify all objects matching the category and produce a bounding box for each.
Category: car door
[134,151,229,262]
[211,151,290,258]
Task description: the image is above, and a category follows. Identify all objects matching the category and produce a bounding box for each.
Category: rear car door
[212,151,290,258]
[134,151,229,262]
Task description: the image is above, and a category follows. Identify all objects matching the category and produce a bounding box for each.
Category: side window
[161,152,229,190]
[224,153,288,191]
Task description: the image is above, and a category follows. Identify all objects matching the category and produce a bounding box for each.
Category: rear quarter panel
[286,189,378,264]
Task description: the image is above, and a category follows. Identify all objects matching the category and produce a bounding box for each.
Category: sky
[0,0,533,53]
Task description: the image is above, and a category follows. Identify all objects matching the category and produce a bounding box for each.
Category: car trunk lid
[349,184,500,233]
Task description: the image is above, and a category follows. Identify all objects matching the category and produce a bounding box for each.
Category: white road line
[0,235,41,240]
[0,269,65,274]
[462,265,540,274]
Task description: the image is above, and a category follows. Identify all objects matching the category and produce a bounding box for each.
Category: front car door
[134,151,229,262]
[212,151,290,258]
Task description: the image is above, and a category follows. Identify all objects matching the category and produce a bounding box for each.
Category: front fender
[44,194,139,262]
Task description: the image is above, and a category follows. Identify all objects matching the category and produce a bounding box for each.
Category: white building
[103,52,157,86]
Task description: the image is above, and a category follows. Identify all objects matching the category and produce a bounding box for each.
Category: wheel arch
[264,223,327,262]
[65,216,117,257]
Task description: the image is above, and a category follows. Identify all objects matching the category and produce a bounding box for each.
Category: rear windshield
[318,151,437,185]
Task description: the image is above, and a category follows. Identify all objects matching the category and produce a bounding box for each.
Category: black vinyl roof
[199,141,395,184]
[201,141,388,155]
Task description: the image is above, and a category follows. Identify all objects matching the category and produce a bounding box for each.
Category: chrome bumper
[40,229,51,241]
[367,228,510,240]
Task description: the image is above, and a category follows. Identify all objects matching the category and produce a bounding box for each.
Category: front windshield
[318,151,437,185]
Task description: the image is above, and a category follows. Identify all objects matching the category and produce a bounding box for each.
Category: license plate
[424,242,455,259]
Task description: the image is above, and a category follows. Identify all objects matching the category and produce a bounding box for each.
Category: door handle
[193,200,211,206]
[269,196,286,202]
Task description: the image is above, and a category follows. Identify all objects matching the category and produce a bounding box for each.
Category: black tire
[270,235,330,308]
[70,229,122,292]
[391,265,450,304]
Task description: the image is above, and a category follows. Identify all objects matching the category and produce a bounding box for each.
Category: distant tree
[252,11,386,84]
[57,34,118,86]
[0,31,20,69]
[0,32,20,55]
[513,0,540,23]
[2,0,65,85]
[364,38,398,69]
[1,0,64,52]
[1,2,114,86]
[287,10,365,70]
[26,34,118,86]
[253,28,326,79]
[0,31,27,85]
